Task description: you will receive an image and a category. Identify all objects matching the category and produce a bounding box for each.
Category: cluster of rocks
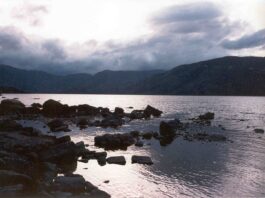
[81,152,153,166]
[0,99,163,130]
[0,119,110,197]
[158,113,227,144]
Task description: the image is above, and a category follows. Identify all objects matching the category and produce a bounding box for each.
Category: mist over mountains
[1,56,265,96]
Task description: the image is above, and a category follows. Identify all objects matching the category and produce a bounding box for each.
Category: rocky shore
[0,98,235,197]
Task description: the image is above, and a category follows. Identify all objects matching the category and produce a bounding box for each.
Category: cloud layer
[0,1,264,74]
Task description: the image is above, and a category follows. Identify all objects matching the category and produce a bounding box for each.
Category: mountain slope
[131,56,265,95]
[0,64,163,93]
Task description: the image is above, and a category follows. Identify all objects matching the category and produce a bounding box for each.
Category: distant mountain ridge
[0,64,163,93]
[1,56,265,95]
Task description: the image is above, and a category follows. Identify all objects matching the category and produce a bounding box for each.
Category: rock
[106,156,126,165]
[103,180,109,183]
[40,141,77,162]
[143,105,162,117]
[129,110,145,120]
[0,184,24,196]
[47,119,70,132]
[55,135,71,144]
[130,130,140,137]
[114,107,124,116]
[75,141,87,156]
[42,99,64,117]
[208,134,227,141]
[131,155,153,165]
[97,157,107,166]
[142,132,153,139]
[100,116,124,128]
[159,119,183,137]
[192,133,227,142]
[21,107,41,115]
[0,170,33,186]
[94,133,135,150]
[254,128,264,134]
[77,118,89,129]
[0,120,23,132]
[0,99,25,114]
[160,121,175,137]
[21,127,41,136]
[198,112,215,120]
[99,107,111,117]
[76,105,99,116]
[52,174,86,193]
[135,140,144,147]
[85,181,111,197]
[31,103,42,109]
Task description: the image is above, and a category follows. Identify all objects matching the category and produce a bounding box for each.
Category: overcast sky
[0,0,264,74]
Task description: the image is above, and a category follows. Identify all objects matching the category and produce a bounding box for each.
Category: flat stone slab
[106,156,126,165]
[131,155,153,165]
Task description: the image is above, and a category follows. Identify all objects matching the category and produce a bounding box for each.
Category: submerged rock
[131,155,153,165]
[106,156,126,165]
[198,112,215,120]
[192,133,227,142]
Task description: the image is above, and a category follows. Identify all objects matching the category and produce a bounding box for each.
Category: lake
[1,94,265,197]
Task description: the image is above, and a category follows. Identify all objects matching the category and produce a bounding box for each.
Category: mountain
[0,56,265,95]
[0,64,162,93]
[129,56,265,96]
[0,86,24,93]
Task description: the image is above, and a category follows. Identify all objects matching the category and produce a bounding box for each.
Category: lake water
[1,94,265,197]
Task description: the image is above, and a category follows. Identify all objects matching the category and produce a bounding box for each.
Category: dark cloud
[222,29,265,49]
[0,2,260,74]
[11,4,48,26]
[151,2,222,24]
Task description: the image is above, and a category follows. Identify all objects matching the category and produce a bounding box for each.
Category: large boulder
[40,141,78,162]
[0,99,25,115]
[76,104,99,116]
[143,105,162,117]
[94,133,135,150]
[159,119,183,137]
[114,107,124,116]
[42,99,64,117]
[47,119,70,132]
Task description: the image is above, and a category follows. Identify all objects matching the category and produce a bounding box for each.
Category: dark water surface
[2,94,265,197]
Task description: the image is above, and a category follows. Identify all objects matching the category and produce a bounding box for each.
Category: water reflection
[1,94,265,197]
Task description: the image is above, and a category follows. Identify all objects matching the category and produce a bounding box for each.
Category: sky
[0,0,264,74]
